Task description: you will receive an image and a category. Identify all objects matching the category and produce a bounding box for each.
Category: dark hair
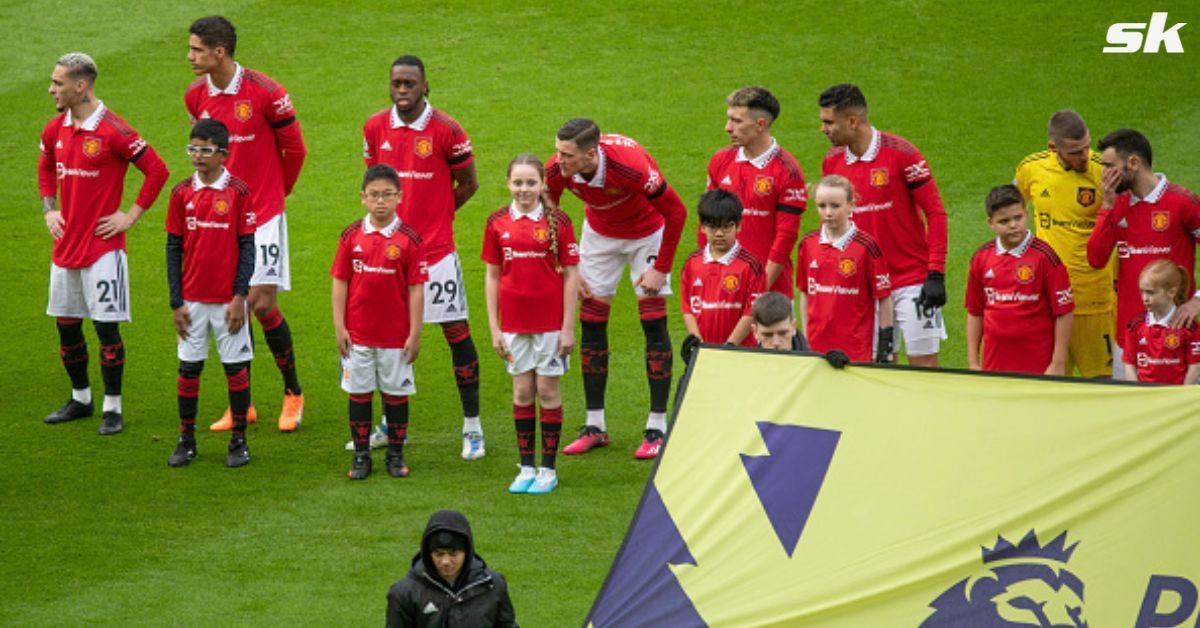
[190,16,237,57]
[727,86,780,124]
[507,153,565,273]
[557,118,600,151]
[818,83,867,113]
[1098,128,1153,168]
[697,190,743,227]
[391,55,426,77]
[1047,109,1088,143]
[190,118,230,150]
[985,184,1025,217]
[362,164,401,191]
[752,292,794,326]
[1141,259,1190,306]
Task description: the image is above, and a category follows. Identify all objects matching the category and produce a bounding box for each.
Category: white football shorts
[579,222,672,298]
[47,249,131,322]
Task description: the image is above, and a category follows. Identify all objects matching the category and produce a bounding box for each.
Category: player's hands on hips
[635,268,667,296]
[225,296,247,334]
[335,325,352,358]
[1170,296,1200,327]
[403,334,421,364]
[1100,167,1121,208]
[916,271,947,309]
[490,325,511,362]
[172,305,191,341]
[94,210,136,240]
[558,326,575,358]
[44,210,65,240]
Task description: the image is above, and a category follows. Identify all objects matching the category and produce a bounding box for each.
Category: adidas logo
[720,175,733,186]
[55,140,63,149]
[692,278,703,287]
[105,304,117,313]
[381,141,393,151]
[501,232,511,239]
[240,345,252,353]
[186,201,195,210]
[353,244,364,252]
[447,304,457,313]
[923,321,935,329]
[266,268,278,276]
[984,268,994,279]
[423,602,438,615]
[809,260,818,269]
[1118,218,1128,228]
[1140,338,1148,345]
[402,378,413,387]
[200,111,211,119]
[1040,189,1051,198]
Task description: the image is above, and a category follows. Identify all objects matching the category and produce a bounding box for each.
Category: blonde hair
[814,174,856,205]
[507,153,563,274]
[1140,259,1190,306]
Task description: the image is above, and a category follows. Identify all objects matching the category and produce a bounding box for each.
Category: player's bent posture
[1015,110,1113,378]
[187,16,308,432]
[966,185,1074,375]
[332,166,426,480]
[362,55,484,460]
[751,291,810,352]
[40,52,169,435]
[818,84,947,366]
[680,190,766,346]
[1086,129,1200,371]
[797,175,894,363]
[1123,260,1200,385]
[166,120,255,468]
[546,118,687,460]
[705,86,806,298]
[483,154,581,495]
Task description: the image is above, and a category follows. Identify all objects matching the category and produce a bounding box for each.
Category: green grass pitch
[1,1,1195,625]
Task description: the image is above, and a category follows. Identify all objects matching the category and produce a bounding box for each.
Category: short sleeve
[965,252,985,316]
[481,220,502,265]
[407,240,428,285]
[331,233,353,280]
[557,215,580,267]
[165,188,185,236]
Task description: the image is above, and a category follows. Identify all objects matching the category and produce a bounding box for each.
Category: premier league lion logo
[921,530,1086,627]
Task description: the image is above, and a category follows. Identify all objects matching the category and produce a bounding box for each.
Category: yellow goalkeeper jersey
[1015,149,1113,314]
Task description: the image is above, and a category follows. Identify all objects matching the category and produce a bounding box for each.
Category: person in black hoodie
[387,509,517,627]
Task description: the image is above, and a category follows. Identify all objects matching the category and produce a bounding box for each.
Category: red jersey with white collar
[481,204,580,334]
[38,102,169,268]
[821,129,947,288]
[363,102,474,265]
[966,233,1074,373]
[705,140,807,297]
[1087,175,1200,346]
[185,64,307,226]
[1123,309,1200,384]
[166,170,256,303]
[679,242,765,346]
[546,134,686,274]
[331,217,427,348]
[796,224,891,361]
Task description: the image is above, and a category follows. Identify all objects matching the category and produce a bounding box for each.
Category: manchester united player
[680,190,766,347]
[818,83,948,366]
[39,52,169,435]
[797,175,894,363]
[1123,260,1200,385]
[1086,129,1200,360]
[332,165,427,479]
[1015,110,1113,378]
[705,86,805,298]
[362,55,484,460]
[483,154,581,494]
[165,119,255,468]
[966,185,1074,375]
[186,16,308,432]
[546,118,686,459]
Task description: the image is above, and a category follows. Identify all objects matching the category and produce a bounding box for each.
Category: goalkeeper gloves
[916,271,947,309]
[875,326,895,363]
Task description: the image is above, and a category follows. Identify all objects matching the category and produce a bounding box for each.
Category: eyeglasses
[364,191,399,201]
[185,144,226,157]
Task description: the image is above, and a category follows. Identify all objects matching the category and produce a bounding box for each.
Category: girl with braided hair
[482,154,581,494]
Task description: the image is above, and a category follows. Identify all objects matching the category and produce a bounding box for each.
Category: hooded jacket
[386,510,517,628]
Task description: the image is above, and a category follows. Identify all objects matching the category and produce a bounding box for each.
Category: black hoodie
[386,510,517,628]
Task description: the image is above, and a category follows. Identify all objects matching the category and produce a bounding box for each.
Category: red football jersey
[821,129,947,289]
[185,64,307,226]
[546,134,686,274]
[331,217,427,348]
[704,140,807,297]
[165,170,256,303]
[796,225,891,361]
[363,103,474,265]
[966,233,1075,373]
[679,243,765,346]
[481,205,580,333]
[38,103,169,268]
[1123,310,1200,384]
[1086,176,1200,346]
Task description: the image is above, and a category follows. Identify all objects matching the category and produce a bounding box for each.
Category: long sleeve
[166,234,184,309]
[131,144,170,210]
[911,180,947,273]
[274,119,307,196]
[648,183,687,274]
[234,233,254,296]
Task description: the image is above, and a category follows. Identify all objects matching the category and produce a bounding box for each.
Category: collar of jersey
[995,230,1033,257]
[509,202,544,221]
[64,101,106,131]
[206,63,244,97]
[844,127,880,165]
[192,168,230,191]
[362,214,401,237]
[574,144,608,188]
[1147,305,1178,327]
[1130,174,1169,206]
[391,101,433,131]
[820,222,857,250]
[736,138,780,170]
[703,240,741,265]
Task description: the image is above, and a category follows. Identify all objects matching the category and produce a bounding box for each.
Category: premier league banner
[586,347,1200,627]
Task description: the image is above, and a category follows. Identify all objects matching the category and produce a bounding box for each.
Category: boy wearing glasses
[165,119,256,468]
[332,165,427,480]
[680,190,766,347]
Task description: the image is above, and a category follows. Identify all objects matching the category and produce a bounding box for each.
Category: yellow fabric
[1015,150,1114,315]
[1065,310,1115,378]
[646,348,1200,626]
